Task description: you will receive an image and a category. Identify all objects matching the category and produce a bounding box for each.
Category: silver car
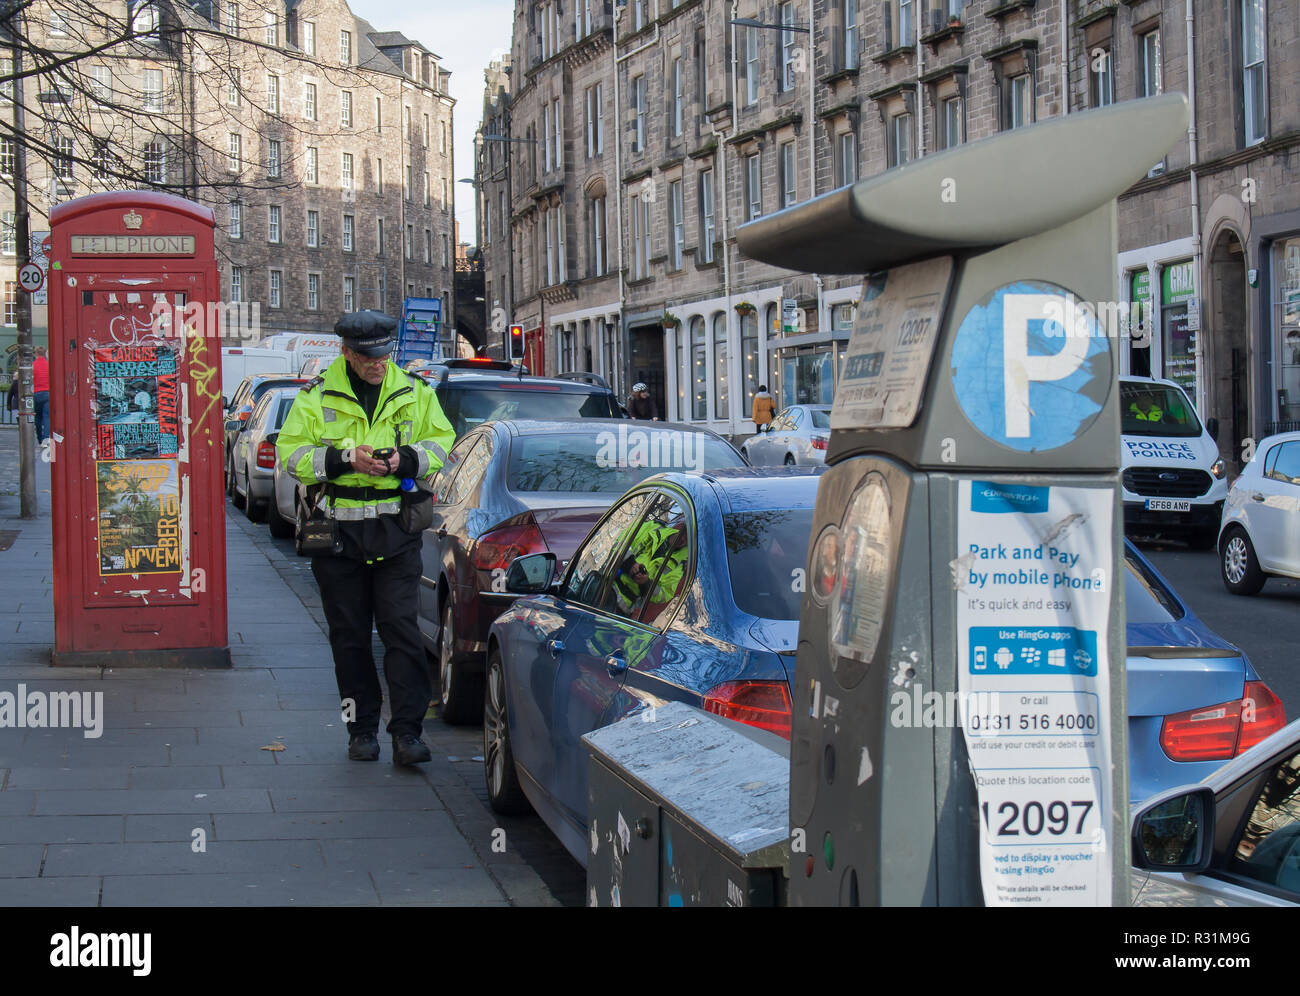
[230,387,302,525]
[1131,716,1300,906]
[740,405,832,466]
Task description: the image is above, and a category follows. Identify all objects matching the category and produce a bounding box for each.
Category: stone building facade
[481,1,1295,447]
[0,0,456,351]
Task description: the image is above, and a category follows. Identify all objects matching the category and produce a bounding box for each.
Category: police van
[1120,375,1227,547]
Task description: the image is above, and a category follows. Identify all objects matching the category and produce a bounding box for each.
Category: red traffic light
[508,324,525,359]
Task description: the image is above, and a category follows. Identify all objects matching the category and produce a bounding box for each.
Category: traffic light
[508,324,525,359]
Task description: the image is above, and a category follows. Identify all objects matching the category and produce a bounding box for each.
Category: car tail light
[1236,681,1286,753]
[256,441,277,468]
[811,436,828,451]
[703,681,792,740]
[470,521,548,572]
[1159,680,1287,762]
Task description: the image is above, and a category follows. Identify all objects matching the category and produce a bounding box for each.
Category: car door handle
[547,639,565,658]
[1251,493,1265,502]
[605,654,627,676]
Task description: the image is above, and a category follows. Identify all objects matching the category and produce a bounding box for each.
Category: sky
[353,0,517,248]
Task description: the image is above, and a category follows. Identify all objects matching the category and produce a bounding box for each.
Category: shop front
[1273,235,1300,430]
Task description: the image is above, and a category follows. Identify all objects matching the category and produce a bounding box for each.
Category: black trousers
[311,544,430,738]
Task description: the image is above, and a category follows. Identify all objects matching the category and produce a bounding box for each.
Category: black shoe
[392,733,431,766]
[348,732,379,761]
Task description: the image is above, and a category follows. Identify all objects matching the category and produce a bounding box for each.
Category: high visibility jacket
[1129,402,1162,422]
[613,519,688,608]
[276,356,455,520]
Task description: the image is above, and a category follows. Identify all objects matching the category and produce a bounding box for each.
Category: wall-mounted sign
[70,234,196,256]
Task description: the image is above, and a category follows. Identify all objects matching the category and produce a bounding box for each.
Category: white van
[220,347,294,405]
[284,334,341,374]
[1120,375,1228,547]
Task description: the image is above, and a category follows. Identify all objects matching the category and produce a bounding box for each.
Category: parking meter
[738,95,1189,906]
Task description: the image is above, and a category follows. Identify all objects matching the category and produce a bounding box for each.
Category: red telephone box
[49,191,229,667]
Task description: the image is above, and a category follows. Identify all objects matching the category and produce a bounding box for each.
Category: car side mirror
[1131,786,1216,873]
[1206,417,1220,442]
[505,552,559,595]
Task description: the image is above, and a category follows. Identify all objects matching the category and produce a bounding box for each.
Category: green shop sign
[1161,260,1196,304]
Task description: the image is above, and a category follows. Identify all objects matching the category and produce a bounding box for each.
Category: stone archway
[1205,227,1250,469]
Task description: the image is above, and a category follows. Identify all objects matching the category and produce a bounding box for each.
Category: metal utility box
[48,191,229,667]
[584,703,790,907]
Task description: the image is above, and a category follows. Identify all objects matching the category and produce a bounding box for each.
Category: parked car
[420,359,624,438]
[230,387,302,523]
[1125,540,1286,804]
[223,373,309,497]
[1131,716,1300,906]
[298,353,339,378]
[1218,430,1300,595]
[741,405,832,466]
[481,515,1282,865]
[1120,376,1228,548]
[482,468,822,864]
[420,419,748,724]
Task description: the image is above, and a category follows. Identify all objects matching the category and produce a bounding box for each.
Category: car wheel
[231,460,247,510]
[294,501,309,556]
[267,494,294,538]
[438,597,484,725]
[484,647,530,816]
[1220,527,1266,596]
[784,454,796,466]
[243,468,265,522]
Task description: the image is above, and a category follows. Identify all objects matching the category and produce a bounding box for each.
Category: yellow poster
[96,460,183,576]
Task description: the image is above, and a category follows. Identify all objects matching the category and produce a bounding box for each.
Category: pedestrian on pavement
[276,311,456,765]
[32,346,50,444]
[752,385,776,430]
[627,382,660,421]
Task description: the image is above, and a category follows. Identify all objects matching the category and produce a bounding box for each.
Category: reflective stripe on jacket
[276,356,456,516]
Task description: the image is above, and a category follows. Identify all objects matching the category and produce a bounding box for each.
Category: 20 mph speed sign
[17,263,44,293]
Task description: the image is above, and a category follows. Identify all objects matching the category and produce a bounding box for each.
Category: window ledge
[921,24,966,53]
[985,0,1036,20]
[819,66,861,86]
[872,44,915,67]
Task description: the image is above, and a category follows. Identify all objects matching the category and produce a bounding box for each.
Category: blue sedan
[1124,541,1285,804]
[483,468,821,865]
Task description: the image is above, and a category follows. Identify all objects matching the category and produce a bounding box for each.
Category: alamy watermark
[891,684,1004,729]
[595,425,707,474]
[1038,294,1152,348]
[0,685,104,738]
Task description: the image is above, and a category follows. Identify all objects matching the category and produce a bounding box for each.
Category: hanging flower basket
[734,301,757,316]
[661,311,682,330]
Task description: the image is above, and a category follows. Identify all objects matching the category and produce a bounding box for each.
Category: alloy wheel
[440,601,455,707]
[484,658,507,797]
[1224,535,1248,585]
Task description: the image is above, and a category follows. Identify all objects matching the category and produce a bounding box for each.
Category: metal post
[9,12,36,517]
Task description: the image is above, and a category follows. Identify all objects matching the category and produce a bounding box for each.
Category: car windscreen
[722,508,815,621]
[1121,382,1202,438]
[438,386,618,437]
[507,431,744,493]
[810,410,831,430]
[1124,549,1186,625]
